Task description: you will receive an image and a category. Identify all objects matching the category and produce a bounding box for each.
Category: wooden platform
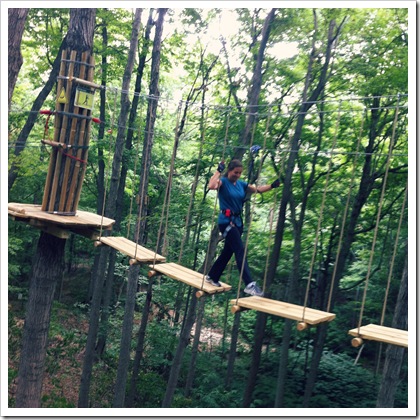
[149,262,232,296]
[348,324,408,348]
[230,296,336,326]
[8,203,114,239]
[99,236,166,263]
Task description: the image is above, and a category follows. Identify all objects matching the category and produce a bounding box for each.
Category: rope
[262,190,278,294]
[99,88,118,239]
[152,101,182,267]
[302,101,342,321]
[379,180,407,326]
[200,109,232,290]
[235,108,272,303]
[178,105,208,265]
[356,97,400,334]
[126,100,145,239]
[133,99,155,260]
[326,109,366,313]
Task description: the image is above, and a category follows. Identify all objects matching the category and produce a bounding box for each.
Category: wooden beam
[230,296,336,325]
[348,324,408,348]
[149,262,232,296]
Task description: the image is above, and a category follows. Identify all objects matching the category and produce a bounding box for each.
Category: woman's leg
[207,242,233,282]
[225,225,253,286]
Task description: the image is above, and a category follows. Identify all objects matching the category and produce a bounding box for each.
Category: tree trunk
[162,292,198,407]
[137,8,168,243]
[79,8,142,408]
[225,311,241,389]
[243,14,344,407]
[115,9,154,235]
[376,251,408,408]
[234,8,277,162]
[113,264,141,407]
[301,96,390,407]
[185,297,206,397]
[8,8,29,112]
[78,246,110,407]
[15,233,66,407]
[14,8,96,409]
[126,276,155,407]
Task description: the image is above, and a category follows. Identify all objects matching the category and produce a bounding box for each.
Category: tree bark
[225,311,241,389]
[376,251,408,408]
[184,297,206,397]
[14,8,96,409]
[15,232,66,407]
[234,8,277,162]
[78,8,142,408]
[162,292,198,407]
[8,8,29,112]
[126,276,155,407]
[113,264,141,407]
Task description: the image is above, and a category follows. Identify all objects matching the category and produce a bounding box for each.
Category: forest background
[3,2,415,415]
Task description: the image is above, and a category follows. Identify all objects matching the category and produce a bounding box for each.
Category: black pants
[207,223,253,286]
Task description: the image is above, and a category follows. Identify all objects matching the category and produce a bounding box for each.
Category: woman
[205,159,280,296]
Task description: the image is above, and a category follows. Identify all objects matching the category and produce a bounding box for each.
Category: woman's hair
[224,159,243,176]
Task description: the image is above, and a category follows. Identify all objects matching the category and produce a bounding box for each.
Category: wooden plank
[100,237,166,263]
[348,324,408,348]
[230,296,336,325]
[8,203,115,229]
[149,262,232,294]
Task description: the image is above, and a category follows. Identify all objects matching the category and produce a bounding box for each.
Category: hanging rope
[301,101,343,322]
[151,101,183,267]
[235,107,272,303]
[177,104,209,265]
[380,180,407,326]
[356,96,400,334]
[200,108,232,290]
[326,109,366,313]
[99,88,118,239]
[126,98,145,239]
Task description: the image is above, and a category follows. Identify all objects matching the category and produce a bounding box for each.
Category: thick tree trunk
[15,232,66,407]
[14,8,96,409]
[376,252,408,408]
[8,8,29,112]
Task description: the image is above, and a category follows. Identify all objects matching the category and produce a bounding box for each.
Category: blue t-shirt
[217,177,248,227]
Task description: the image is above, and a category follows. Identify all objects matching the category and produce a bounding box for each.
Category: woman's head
[225,159,243,182]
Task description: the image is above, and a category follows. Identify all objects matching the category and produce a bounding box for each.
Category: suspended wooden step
[348,324,408,348]
[231,296,336,330]
[148,262,232,298]
[98,236,166,264]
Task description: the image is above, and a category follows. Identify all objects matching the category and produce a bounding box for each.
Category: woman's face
[228,167,243,183]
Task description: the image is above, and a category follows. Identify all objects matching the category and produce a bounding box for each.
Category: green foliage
[7,6,409,410]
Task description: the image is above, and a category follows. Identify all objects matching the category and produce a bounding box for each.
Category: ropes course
[7,49,408,339]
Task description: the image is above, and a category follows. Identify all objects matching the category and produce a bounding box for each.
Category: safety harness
[221,209,242,238]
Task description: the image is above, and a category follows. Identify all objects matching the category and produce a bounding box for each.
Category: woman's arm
[247,179,280,194]
[208,170,222,190]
